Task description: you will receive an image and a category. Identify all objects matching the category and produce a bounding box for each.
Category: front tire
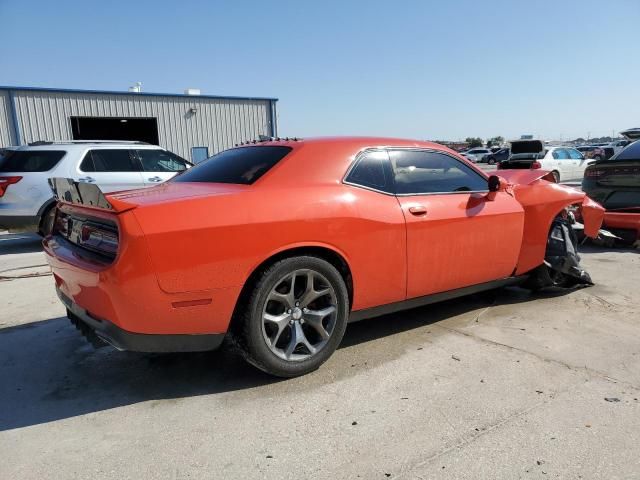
[488,157,496,165]
[523,216,593,290]
[238,256,349,377]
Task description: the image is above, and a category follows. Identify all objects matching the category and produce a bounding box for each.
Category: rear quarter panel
[132,184,407,311]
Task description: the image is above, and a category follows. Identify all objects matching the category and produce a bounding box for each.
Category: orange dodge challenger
[44,137,604,377]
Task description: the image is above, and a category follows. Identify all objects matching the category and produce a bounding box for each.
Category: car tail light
[80,223,119,257]
[531,161,542,169]
[585,169,605,178]
[0,176,22,197]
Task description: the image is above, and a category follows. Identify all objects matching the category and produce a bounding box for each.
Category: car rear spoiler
[48,178,135,213]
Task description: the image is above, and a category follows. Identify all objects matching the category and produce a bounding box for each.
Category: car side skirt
[348,276,526,323]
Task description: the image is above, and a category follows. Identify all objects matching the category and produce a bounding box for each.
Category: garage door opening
[70,117,159,144]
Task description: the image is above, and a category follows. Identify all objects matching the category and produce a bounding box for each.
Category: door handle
[147,176,163,182]
[78,176,95,183]
[408,205,427,216]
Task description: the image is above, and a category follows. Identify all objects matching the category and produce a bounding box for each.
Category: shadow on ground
[0,283,581,432]
[0,233,43,255]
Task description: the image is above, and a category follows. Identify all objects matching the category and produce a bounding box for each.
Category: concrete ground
[1,233,639,480]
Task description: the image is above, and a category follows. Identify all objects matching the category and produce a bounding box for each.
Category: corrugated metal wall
[0,91,16,146]
[2,89,275,160]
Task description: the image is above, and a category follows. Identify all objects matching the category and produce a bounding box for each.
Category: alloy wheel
[261,269,338,361]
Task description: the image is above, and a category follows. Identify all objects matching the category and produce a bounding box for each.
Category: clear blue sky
[1,0,638,141]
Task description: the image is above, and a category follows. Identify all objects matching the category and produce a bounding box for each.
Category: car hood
[620,128,640,140]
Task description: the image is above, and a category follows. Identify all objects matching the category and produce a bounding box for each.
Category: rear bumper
[603,211,640,242]
[0,214,39,231]
[58,288,225,352]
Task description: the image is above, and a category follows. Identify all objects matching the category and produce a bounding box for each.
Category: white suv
[0,141,191,233]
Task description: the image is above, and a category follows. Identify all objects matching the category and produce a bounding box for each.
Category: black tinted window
[137,149,188,172]
[80,150,139,172]
[614,140,640,161]
[0,150,65,172]
[173,146,290,185]
[345,150,392,192]
[389,150,488,194]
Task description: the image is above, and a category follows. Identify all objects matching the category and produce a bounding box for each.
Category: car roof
[11,141,165,151]
[230,136,485,187]
[243,136,447,150]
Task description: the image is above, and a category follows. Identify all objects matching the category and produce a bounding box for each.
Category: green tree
[486,136,504,147]
[465,137,483,148]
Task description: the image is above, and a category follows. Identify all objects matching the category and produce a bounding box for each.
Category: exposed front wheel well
[227,247,353,336]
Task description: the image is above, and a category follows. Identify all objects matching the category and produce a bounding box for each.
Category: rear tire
[37,205,56,237]
[236,256,349,377]
[551,171,560,183]
[488,157,496,165]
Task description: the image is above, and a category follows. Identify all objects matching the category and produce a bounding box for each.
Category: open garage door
[71,117,159,144]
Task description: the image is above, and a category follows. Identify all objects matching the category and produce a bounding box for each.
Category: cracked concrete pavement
[0,234,639,479]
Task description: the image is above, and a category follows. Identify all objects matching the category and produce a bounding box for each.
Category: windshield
[0,150,66,172]
[173,146,292,185]
[611,140,640,161]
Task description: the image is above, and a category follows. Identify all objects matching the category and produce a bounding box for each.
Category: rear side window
[0,150,65,172]
[137,149,188,172]
[390,150,488,194]
[568,149,583,159]
[345,150,393,193]
[614,140,640,161]
[80,149,139,172]
[173,146,291,185]
[552,149,569,160]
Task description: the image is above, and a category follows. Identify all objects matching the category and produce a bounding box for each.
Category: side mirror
[488,175,508,192]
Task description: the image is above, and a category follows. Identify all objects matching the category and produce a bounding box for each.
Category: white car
[461,148,492,163]
[497,140,590,183]
[0,141,191,233]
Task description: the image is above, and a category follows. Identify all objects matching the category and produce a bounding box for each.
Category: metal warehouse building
[0,86,278,163]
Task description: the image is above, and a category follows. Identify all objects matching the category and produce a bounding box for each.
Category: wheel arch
[227,244,354,335]
[514,185,590,275]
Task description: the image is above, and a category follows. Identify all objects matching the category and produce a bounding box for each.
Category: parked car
[576,145,607,161]
[0,146,19,159]
[482,148,510,165]
[583,135,640,244]
[0,141,191,234]
[44,137,603,377]
[608,139,631,154]
[461,148,492,163]
[498,140,590,182]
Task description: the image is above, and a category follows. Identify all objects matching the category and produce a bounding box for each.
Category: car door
[389,149,525,299]
[568,148,588,180]
[136,149,190,186]
[76,148,145,192]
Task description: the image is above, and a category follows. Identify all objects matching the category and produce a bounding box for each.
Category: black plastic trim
[57,288,225,353]
[349,276,526,322]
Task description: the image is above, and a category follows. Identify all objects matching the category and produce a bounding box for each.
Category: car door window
[137,149,188,172]
[568,149,583,160]
[345,150,393,193]
[389,150,487,194]
[80,149,140,172]
[552,149,569,160]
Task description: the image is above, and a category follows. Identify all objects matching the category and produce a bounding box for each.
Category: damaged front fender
[580,196,605,238]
